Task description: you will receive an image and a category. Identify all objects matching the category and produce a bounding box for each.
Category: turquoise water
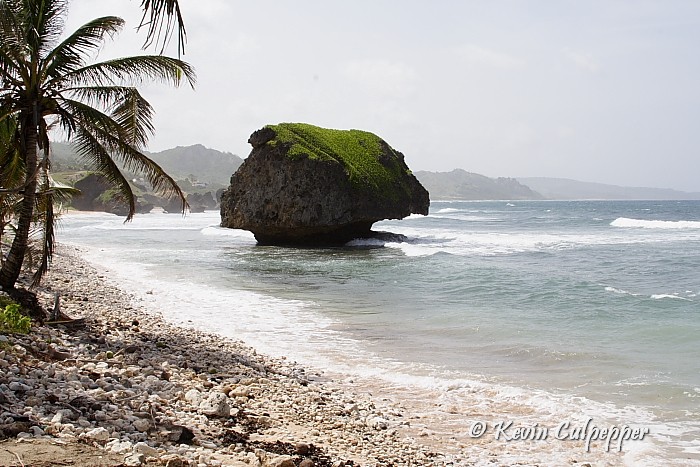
[60,200,700,463]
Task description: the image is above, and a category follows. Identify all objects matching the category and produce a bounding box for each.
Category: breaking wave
[611,218,700,229]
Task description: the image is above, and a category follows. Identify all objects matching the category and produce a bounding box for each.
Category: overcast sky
[65,1,700,191]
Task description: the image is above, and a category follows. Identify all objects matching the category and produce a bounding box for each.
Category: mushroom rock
[220,123,429,245]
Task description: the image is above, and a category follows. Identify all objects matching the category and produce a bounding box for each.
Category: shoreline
[0,244,634,466]
[1,245,453,466]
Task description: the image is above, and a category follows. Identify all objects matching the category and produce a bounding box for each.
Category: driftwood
[44,318,86,329]
[45,293,86,328]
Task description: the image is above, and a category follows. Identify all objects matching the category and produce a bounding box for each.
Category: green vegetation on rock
[97,188,123,205]
[266,123,410,199]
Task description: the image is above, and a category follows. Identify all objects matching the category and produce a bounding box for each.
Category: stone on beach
[81,426,110,442]
[199,391,231,417]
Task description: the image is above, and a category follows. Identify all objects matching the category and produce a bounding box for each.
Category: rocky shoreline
[0,246,452,466]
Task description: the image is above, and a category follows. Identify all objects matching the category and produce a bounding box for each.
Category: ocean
[58,200,700,465]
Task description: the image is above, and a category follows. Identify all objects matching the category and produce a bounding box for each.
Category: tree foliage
[0,0,195,290]
[138,0,186,56]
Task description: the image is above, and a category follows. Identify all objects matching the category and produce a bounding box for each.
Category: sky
[64,1,700,192]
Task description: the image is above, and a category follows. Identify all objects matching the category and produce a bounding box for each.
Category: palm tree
[0,0,196,291]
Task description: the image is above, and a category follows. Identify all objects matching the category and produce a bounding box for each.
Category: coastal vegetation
[0,0,195,295]
[0,298,30,333]
[266,123,414,201]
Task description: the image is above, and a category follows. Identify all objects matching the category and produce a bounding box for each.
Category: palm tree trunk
[0,124,39,290]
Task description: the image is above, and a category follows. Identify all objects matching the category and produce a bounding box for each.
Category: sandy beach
[0,244,629,466]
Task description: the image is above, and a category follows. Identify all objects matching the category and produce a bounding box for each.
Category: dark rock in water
[72,173,110,211]
[136,202,154,214]
[162,191,216,213]
[220,123,429,245]
[215,188,225,203]
[72,173,152,215]
[370,231,408,243]
[188,191,217,210]
[162,196,186,214]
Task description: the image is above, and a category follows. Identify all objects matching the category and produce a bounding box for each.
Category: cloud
[341,59,418,98]
[497,122,540,151]
[455,44,525,70]
[564,49,601,72]
[183,0,233,22]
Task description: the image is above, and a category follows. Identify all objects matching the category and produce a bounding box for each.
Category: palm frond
[61,96,186,213]
[72,127,137,220]
[54,55,196,90]
[0,116,24,190]
[0,44,26,86]
[137,0,186,56]
[43,178,80,202]
[82,121,186,212]
[0,0,25,55]
[56,97,124,140]
[31,170,56,287]
[107,137,187,213]
[0,101,21,124]
[110,87,154,149]
[42,16,124,82]
[61,85,137,112]
[23,0,68,57]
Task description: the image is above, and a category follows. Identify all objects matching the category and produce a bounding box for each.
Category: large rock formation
[220,123,429,245]
[160,192,217,213]
[72,173,153,215]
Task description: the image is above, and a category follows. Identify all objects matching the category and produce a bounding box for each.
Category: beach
[5,197,700,466]
[0,244,630,466]
[1,245,453,466]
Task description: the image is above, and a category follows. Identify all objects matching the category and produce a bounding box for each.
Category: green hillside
[50,142,243,188]
[147,144,243,186]
[415,169,543,200]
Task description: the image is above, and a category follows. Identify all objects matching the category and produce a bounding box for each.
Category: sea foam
[200,225,256,240]
[650,294,691,301]
[611,217,700,229]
